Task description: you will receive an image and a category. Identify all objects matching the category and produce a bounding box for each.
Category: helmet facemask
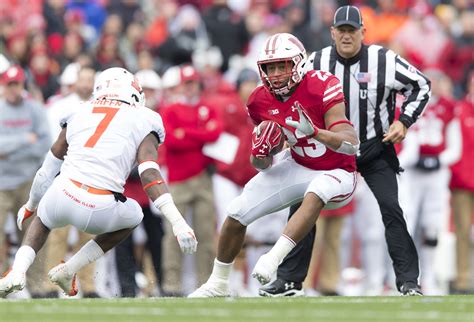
[257,33,308,97]
[258,55,304,96]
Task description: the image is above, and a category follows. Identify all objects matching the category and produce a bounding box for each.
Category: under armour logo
[291,105,298,112]
[284,282,294,290]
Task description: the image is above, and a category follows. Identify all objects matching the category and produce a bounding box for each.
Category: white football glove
[17,205,35,231]
[285,102,318,138]
[172,220,198,254]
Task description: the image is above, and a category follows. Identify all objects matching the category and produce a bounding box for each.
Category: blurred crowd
[0,0,473,298]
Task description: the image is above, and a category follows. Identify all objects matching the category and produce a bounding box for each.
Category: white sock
[268,234,297,264]
[65,240,104,274]
[209,259,233,283]
[421,246,437,293]
[12,246,36,273]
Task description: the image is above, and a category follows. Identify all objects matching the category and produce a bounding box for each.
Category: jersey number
[283,128,327,158]
[84,107,119,148]
[311,70,330,82]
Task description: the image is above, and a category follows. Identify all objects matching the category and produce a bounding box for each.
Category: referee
[260,5,431,296]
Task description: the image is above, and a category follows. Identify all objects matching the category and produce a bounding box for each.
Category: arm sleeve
[26,150,63,210]
[397,130,420,168]
[439,119,462,167]
[393,55,431,128]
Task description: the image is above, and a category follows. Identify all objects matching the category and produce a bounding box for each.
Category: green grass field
[1,296,473,322]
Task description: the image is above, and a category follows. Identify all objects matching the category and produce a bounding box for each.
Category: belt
[70,179,112,195]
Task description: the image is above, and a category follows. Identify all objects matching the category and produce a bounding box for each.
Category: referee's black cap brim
[333,21,362,29]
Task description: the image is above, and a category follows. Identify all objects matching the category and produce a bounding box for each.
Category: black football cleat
[400,282,423,296]
[259,278,304,297]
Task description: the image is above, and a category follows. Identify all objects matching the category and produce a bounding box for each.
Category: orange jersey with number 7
[60,98,165,193]
[247,70,355,172]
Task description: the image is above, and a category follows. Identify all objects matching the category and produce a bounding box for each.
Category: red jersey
[450,96,474,191]
[161,100,223,183]
[414,96,456,156]
[247,70,356,172]
[210,92,257,187]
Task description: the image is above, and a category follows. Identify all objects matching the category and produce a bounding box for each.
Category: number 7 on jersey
[84,107,119,148]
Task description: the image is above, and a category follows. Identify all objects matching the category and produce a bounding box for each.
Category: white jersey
[60,99,165,192]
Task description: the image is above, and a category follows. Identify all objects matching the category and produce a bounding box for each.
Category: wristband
[335,140,359,155]
[143,180,164,190]
[327,120,352,131]
[138,161,160,176]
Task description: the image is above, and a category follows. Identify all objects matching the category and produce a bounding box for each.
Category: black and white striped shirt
[307,44,431,143]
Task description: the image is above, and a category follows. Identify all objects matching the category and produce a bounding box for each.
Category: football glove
[251,120,283,159]
[17,205,35,231]
[172,220,198,254]
[285,102,319,138]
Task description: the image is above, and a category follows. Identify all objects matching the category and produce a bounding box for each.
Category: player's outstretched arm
[137,133,198,254]
[17,128,68,230]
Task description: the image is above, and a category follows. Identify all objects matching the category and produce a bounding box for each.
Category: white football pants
[38,175,143,235]
[227,149,357,226]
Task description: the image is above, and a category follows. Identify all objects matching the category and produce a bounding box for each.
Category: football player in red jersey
[398,69,461,294]
[450,71,474,295]
[189,33,360,297]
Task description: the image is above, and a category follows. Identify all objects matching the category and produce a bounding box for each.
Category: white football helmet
[93,67,145,105]
[257,33,307,96]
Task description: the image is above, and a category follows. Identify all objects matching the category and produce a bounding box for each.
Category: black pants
[276,157,419,291]
[115,206,164,297]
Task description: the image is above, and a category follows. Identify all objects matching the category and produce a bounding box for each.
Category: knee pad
[226,195,247,225]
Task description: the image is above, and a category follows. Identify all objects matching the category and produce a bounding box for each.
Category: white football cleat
[0,269,26,298]
[188,279,230,298]
[48,263,78,296]
[251,253,280,285]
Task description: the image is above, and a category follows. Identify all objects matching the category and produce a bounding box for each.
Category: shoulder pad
[304,71,341,97]
[141,106,166,144]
